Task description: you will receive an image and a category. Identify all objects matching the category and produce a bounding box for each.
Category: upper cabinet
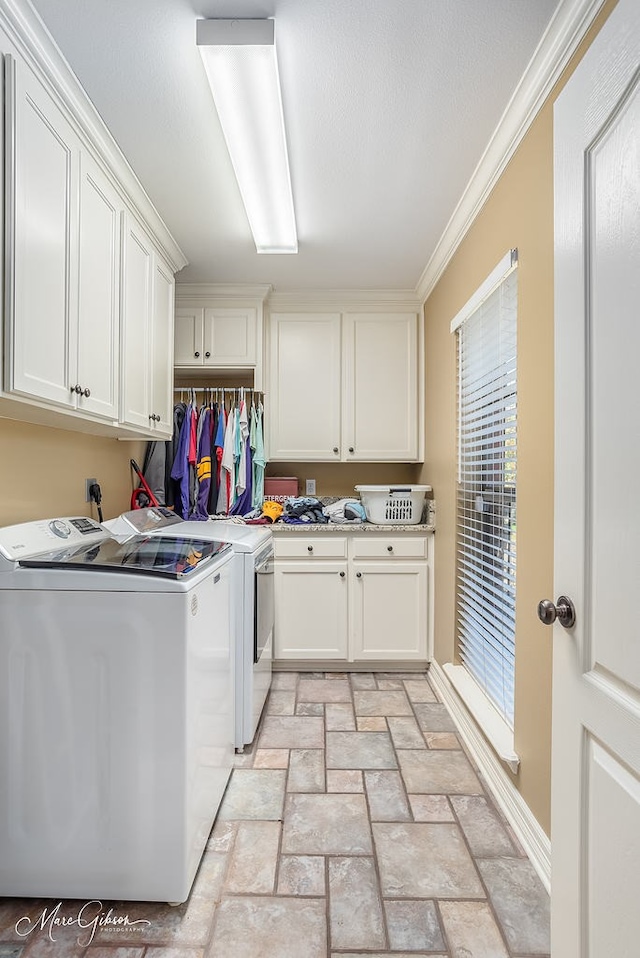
[7,53,80,410]
[175,307,257,367]
[268,309,423,462]
[0,9,186,437]
[174,286,269,390]
[120,214,175,438]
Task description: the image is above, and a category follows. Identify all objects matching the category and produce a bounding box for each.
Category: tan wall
[266,462,420,498]
[0,417,145,526]
[418,0,617,836]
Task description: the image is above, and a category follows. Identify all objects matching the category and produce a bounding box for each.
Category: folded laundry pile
[282,497,328,523]
[323,498,366,523]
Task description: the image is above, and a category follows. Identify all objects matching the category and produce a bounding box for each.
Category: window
[452,251,517,726]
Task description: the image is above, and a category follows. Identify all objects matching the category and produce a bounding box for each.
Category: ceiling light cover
[197,18,298,254]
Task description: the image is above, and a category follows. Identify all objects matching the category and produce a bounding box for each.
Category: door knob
[348,446,354,453]
[356,572,362,578]
[307,545,313,552]
[537,596,576,629]
[83,388,90,398]
[205,351,211,358]
[194,351,200,358]
[340,571,345,578]
[333,447,339,454]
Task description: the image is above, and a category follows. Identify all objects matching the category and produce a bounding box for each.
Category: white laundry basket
[355,485,431,525]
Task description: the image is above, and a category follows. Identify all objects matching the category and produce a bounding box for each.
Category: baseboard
[429,660,551,893]
[273,660,430,673]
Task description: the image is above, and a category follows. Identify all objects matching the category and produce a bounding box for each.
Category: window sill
[443,664,520,773]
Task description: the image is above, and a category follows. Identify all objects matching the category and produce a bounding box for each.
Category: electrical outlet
[306,478,316,495]
[85,478,98,502]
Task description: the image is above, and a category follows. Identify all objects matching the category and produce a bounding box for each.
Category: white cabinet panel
[343,313,418,460]
[351,561,427,661]
[121,214,174,437]
[174,308,203,365]
[151,256,175,435]
[120,215,152,430]
[204,308,257,365]
[76,151,121,420]
[274,561,348,659]
[10,56,78,407]
[269,313,342,460]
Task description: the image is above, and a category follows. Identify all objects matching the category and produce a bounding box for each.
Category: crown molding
[415,0,607,304]
[175,284,272,305]
[0,0,187,272]
[267,288,422,312]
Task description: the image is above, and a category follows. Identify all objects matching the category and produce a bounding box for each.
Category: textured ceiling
[31,0,561,289]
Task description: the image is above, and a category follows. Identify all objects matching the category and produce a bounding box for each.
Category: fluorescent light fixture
[197,18,298,254]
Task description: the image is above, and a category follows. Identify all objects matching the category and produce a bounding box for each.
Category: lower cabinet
[273,534,430,665]
[273,561,348,659]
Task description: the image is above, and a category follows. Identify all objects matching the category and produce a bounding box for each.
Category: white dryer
[0,516,234,903]
[108,509,273,750]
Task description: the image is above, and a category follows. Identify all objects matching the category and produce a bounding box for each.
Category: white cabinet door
[269,313,342,460]
[76,151,121,420]
[150,255,175,436]
[174,308,204,365]
[274,561,348,659]
[351,561,427,661]
[120,213,152,430]
[9,55,79,407]
[343,313,418,460]
[203,308,257,366]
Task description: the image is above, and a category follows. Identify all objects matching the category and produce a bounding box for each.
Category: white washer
[109,509,273,750]
[0,516,234,903]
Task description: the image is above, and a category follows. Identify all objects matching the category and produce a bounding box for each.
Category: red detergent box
[263,477,299,503]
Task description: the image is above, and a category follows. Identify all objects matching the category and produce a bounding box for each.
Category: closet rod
[172,386,264,394]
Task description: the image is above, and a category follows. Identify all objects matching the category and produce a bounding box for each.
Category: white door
[350,562,427,662]
[120,213,152,430]
[77,150,121,420]
[274,562,348,660]
[343,313,418,461]
[174,308,204,366]
[150,254,175,436]
[269,313,342,460]
[10,55,78,407]
[551,2,640,955]
[204,308,257,366]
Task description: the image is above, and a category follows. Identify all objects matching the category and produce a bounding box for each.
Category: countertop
[270,521,435,534]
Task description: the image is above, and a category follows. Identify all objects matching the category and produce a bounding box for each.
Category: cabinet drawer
[351,537,427,559]
[274,537,347,559]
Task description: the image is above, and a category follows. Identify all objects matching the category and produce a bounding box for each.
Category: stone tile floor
[0,670,550,958]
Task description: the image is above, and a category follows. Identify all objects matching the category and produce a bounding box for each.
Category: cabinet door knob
[194,351,200,358]
[333,446,339,454]
[348,446,354,453]
[83,388,91,398]
[387,545,393,552]
[340,571,345,578]
[356,572,362,578]
[72,384,82,394]
[205,351,211,358]
[307,545,313,553]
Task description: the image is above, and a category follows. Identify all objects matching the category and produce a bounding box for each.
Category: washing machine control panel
[0,517,106,563]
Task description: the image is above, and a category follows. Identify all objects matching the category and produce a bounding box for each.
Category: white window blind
[455,257,517,726]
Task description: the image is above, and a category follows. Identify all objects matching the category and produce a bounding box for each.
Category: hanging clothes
[252,403,266,509]
[192,406,212,520]
[237,399,249,496]
[170,403,194,519]
[218,402,235,514]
